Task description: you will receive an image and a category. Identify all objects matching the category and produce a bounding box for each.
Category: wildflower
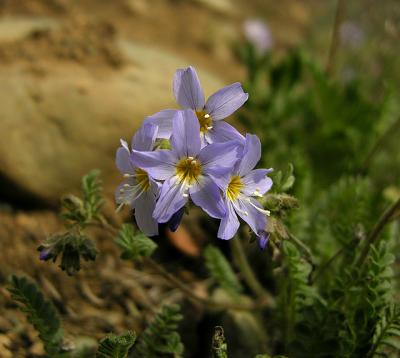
[258,231,270,250]
[131,110,242,223]
[216,134,273,240]
[115,123,160,236]
[146,66,248,145]
[243,19,273,54]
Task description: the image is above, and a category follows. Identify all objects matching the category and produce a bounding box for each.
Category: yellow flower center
[195,110,213,134]
[176,157,202,185]
[135,168,151,191]
[227,175,243,201]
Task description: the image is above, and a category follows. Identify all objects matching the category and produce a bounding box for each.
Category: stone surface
[0,34,224,204]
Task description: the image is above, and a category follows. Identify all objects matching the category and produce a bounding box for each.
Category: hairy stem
[325,0,346,75]
[230,236,271,301]
[356,197,400,267]
[287,232,314,267]
[146,258,270,311]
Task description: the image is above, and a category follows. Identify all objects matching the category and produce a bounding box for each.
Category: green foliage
[61,170,104,227]
[369,304,400,357]
[204,245,243,296]
[132,304,184,358]
[212,326,228,358]
[115,224,157,261]
[96,331,136,358]
[8,275,64,356]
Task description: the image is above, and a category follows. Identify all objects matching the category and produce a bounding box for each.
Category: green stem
[325,0,346,75]
[230,236,271,301]
[287,232,314,267]
[355,197,400,267]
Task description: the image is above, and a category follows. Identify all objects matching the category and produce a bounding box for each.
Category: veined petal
[205,121,245,144]
[189,176,226,219]
[205,82,248,121]
[131,149,177,180]
[131,122,159,151]
[153,176,188,223]
[198,140,241,177]
[116,142,134,174]
[170,110,201,158]
[241,169,273,196]
[144,109,177,139]
[217,200,240,240]
[133,190,159,236]
[236,134,261,176]
[173,66,205,110]
[234,196,267,235]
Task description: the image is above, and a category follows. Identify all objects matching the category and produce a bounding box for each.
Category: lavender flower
[339,21,364,49]
[146,66,248,146]
[215,134,273,240]
[131,110,242,223]
[115,123,160,236]
[243,19,273,54]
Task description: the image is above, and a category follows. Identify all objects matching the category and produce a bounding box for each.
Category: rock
[0,31,224,204]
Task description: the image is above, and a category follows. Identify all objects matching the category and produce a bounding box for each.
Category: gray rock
[0,39,224,205]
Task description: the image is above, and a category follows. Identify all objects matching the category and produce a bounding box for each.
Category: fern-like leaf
[82,170,104,222]
[8,275,64,356]
[132,304,184,358]
[368,304,400,357]
[116,224,157,261]
[96,330,136,358]
[204,245,243,296]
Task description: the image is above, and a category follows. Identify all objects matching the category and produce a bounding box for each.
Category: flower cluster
[115,66,272,247]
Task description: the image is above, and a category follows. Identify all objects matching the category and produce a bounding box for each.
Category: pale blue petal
[131,122,159,151]
[198,141,241,177]
[144,109,177,139]
[236,134,261,176]
[189,176,226,219]
[170,110,201,158]
[116,142,134,174]
[131,149,177,180]
[241,169,273,196]
[133,189,159,236]
[153,176,187,223]
[173,66,205,110]
[217,200,240,240]
[206,121,245,144]
[205,82,248,121]
[234,196,267,235]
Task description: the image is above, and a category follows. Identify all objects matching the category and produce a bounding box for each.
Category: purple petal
[205,83,248,121]
[205,121,245,144]
[189,176,226,219]
[236,134,261,177]
[241,169,273,196]
[258,231,269,250]
[153,177,187,223]
[133,189,159,236]
[170,110,201,158]
[234,196,267,235]
[198,141,241,177]
[217,200,240,240]
[131,122,159,151]
[144,109,177,139]
[168,207,185,232]
[116,141,134,174]
[173,66,205,110]
[131,150,177,180]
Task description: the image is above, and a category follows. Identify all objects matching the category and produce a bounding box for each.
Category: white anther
[188,156,194,160]
[120,188,125,193]
[123,183,130,188]
[204,114,210,118]
[183,193,189,198]
[191,160,197,165]
[207,126,213,130]
[123,173,132,178]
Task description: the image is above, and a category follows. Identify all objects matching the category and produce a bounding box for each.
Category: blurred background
[0,0,399,357]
